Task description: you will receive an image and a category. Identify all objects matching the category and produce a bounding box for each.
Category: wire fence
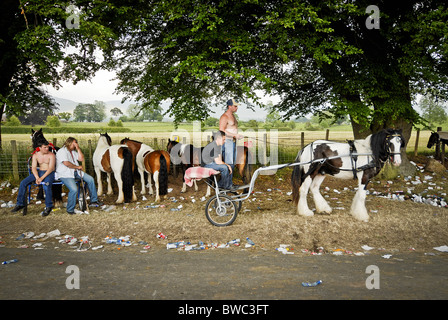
[0,128,434,182]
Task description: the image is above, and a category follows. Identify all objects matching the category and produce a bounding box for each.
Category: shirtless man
[219,98,244,187]
[12,141,55,216]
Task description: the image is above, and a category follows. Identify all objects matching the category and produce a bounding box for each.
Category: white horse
[291,129,404,222]
[92,133,137,203]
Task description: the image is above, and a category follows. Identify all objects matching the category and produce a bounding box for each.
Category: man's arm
[214,154,232,173]
[219,114,229,134]
[62,161,82,170]
[31,154,40,181]
[73,141,84,162]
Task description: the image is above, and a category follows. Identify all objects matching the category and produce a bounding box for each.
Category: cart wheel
[205,194,238,227]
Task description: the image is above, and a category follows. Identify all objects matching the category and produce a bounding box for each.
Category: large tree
[0,0,116,147]
[104,0,447,174]
[106,1,447,125]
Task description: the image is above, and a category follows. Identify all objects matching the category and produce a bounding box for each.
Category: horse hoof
[298,209,314,217]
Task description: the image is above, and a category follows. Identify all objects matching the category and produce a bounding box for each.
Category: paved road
[1,247,447,303]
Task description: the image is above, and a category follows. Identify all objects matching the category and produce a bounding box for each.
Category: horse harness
[303,133,402,180]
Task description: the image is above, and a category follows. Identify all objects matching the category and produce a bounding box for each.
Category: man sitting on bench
[201,131,238,192]
[11,141,55,216]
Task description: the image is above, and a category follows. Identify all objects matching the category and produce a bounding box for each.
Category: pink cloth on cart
[184,167,220,187]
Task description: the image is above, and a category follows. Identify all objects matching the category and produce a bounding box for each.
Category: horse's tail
[291,153,304,206]
[158,153,168,196]
[122,147,134,203]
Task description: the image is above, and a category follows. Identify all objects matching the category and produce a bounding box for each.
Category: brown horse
[120,138,170,202]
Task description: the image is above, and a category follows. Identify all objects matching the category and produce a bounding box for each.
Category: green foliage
[4,115,21,127]
[108,118,117,127]
[58,112,72,121]
[46,115,61,127]
[0,126,130,134]
[73,101,107,122]
[419,95,448,127]
[0,0,117,124]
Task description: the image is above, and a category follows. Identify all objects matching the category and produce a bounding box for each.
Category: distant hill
[51,96,137,118]
[50,96,269,121]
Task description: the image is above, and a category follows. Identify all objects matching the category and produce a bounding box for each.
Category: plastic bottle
[246,237,255,246]
[228,239,240,245]
[302,280,322,287]
[2,259,18,265]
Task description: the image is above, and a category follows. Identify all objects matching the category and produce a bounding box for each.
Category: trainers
[41,207,53,217]
[11,205,26,213]
[89,200,103,207]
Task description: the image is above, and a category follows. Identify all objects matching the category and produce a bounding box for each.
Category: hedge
[1,126,131,134]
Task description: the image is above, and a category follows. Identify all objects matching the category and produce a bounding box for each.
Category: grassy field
[0,121,444,181]
[0,121,446,254]
[0,165,447,253]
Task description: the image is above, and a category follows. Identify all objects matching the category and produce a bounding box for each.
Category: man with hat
[219,98,244,188]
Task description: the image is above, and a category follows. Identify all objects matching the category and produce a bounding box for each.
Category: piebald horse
[291,129,405,222]
[93,133,137,203]
[120,138,170,202]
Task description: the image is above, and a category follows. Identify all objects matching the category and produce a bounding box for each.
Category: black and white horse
[291,129,405,222]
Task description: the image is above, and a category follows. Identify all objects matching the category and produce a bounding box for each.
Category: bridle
[384,133,403,163]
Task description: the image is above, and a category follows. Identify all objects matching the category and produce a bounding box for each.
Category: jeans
[60,171,98,213]
[222,139,236,168]
[203,163,232,190]
[16,170,55,208]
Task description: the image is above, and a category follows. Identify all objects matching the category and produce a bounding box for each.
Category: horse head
[371,128,405,167]
[31,128,48,149]
[120,137,130,145]
[427,132,439,149]
[99,133,112,147]
[166,138,179,154]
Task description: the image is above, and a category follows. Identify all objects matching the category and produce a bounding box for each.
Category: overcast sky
[44,69,277,120]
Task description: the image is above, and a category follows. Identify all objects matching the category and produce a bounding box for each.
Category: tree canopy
[1,0,447,142]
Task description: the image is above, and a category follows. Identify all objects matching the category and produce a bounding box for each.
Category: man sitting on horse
[56,137,102,214]
[202,131,238,192]
[11,141,56,216]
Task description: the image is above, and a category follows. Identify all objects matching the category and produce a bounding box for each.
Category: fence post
[325,129,330,140]
[10,140,19,181]
[414,128,420,157]
[436,127,442,159]
[301,132,304,150]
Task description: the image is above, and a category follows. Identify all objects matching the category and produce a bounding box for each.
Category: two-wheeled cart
[203,163,297,226]
[200,151,374,226]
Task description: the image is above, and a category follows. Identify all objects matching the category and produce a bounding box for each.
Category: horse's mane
[32,131,48,149]
[370,129,404,167]
[121,137,143,144]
